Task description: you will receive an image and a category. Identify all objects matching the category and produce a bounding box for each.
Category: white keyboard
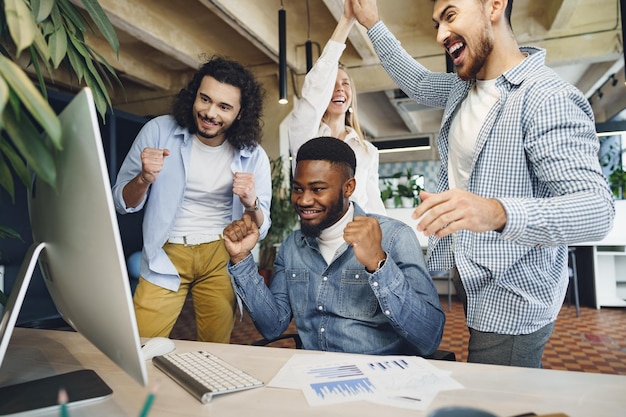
[152,351,264,403]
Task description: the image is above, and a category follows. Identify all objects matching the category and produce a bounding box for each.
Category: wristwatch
[245,197,260,212]
[367,256,386,273]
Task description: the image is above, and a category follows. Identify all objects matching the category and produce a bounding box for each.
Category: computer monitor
[0,88,147,393]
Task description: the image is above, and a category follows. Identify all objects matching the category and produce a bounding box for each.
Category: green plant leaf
[66,43,85,82]
[2,104,57,188]
[49,2,63,30]
[84,67,109,117]
[56,0,86,34]
[31,0,55,23]
[28,45,50,100]
[4,0,37,55]
[0,137,31,188]
[0,152,15,201]
[89,47,124,92]
[48,26,68,68]
[0,224,22,240]
[0,55,61,147]
[80,0,119,53]
[0,76,8,121]
[31,24,52,63]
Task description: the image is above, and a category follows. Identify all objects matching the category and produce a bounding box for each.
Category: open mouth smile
[298,207,323,220]
[447,41,465,65]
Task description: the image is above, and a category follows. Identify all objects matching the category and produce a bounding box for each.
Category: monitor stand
[0,243,113,414]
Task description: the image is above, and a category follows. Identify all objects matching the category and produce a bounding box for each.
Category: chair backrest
[252,333,456,361]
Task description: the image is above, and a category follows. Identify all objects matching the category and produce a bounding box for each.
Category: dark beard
[456,21,494,81]
[196,128,217,139]
[195,115,221,139]
[299,190,346,238]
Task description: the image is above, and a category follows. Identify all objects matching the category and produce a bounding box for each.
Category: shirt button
[373,282,379,287]
[318,306,323,311]
[323,276,328,281]
[355,274,360,279]
[292,273,296,277]
[384,310,390,315]
[320,328,325,332]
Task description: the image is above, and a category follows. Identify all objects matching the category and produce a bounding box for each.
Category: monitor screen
[0,88,147,388]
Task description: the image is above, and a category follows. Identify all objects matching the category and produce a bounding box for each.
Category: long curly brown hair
[172,56,265,150]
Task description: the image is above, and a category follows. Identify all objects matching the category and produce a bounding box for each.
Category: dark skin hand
[223,214,260,265]
[343,215,386,272]
[224,214,387,273]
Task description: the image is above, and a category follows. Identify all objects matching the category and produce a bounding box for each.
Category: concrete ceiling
[63,0,625,146]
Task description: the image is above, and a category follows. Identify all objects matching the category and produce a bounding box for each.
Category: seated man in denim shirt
[223,137,445,356]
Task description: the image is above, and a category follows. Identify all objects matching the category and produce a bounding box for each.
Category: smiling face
[325,68,353,118]
[292,160,355,238]
[192,75,242,145]
[433,0,494,81]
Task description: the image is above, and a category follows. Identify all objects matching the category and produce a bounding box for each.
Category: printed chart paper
[269,353,463,409]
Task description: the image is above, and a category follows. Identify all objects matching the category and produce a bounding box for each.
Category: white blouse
[287,40,386,215]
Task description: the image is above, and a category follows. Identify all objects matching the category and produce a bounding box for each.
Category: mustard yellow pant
[133,240,236,343]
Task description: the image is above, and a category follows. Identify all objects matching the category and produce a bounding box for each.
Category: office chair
[252,333,455,361]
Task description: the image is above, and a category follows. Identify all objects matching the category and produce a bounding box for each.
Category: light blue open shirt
[228,204,445,356]
[113,115,271,292]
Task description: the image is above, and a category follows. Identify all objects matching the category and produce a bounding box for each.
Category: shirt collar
[501,46,546,87]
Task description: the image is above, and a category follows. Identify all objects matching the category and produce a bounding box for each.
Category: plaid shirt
[368,21,614,334]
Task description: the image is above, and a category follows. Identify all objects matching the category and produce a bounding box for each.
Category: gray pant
[451,268,555,368]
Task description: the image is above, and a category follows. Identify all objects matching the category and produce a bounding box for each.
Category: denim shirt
[229,204,445,356]
[368,21,614,334]
[112,115,272,292]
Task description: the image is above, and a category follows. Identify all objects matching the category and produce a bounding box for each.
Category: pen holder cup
[428,406,498,417]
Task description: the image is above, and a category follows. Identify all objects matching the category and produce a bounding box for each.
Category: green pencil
[58,388,69,417]
[138,386,158,417]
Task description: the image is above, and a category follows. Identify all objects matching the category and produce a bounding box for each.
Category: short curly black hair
[296,136,356,180]
[172,56,265,150]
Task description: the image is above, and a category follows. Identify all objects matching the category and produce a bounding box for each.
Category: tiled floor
[170,295,626,375]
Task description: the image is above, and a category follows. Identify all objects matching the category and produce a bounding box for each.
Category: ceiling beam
[322,0,378,64]
[536,30,621,67]
[83,34,178,90]
[197,0,280,63]
[544,0,580,31]
[72,0,205,69]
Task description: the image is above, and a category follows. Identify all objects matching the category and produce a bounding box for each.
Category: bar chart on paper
[276,354,464,408]
[307,364,375,400]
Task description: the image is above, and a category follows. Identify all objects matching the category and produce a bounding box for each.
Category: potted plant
[258,156,298,283]
[380,178,397,209]
[0,0,120,307]
[380,169,423,208]
[609,168,626,199]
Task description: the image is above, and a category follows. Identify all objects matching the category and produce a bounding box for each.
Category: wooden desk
[1,328,624,417]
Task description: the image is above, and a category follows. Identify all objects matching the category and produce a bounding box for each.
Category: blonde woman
[287,1,385,215]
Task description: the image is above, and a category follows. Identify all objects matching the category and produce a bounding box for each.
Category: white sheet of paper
[268,353,464,409]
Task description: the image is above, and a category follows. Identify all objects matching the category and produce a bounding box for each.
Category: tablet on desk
[0,369,112,415]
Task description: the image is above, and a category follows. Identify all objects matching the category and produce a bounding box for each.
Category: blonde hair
[324,65,369,151]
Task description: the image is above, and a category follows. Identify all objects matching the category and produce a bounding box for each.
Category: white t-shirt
[170,137,234,236]
[448,79,499,190]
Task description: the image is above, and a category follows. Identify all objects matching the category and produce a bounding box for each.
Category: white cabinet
[575,200,626,308]
[593,246,626,307]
